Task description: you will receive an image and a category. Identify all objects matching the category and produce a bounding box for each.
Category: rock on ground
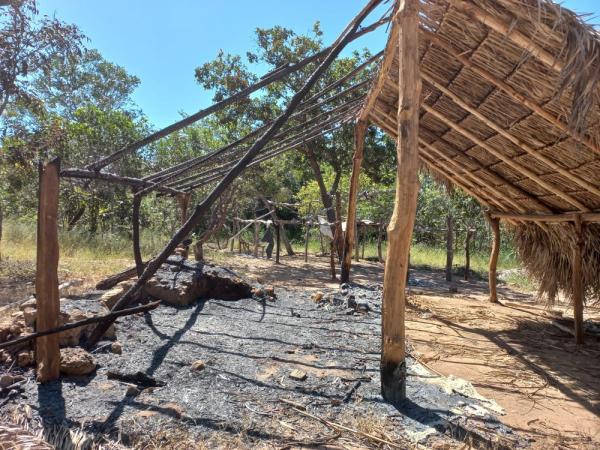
[145,256,253,306]
[60,347,97,376]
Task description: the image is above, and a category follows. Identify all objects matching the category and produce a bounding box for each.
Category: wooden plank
[381,0,420,406]
[35,158,61,382]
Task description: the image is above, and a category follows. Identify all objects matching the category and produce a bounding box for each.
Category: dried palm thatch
[362,0,600,301]
[0,423,53,450]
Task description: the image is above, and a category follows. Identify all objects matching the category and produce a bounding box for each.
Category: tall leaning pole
[380,0,421,405]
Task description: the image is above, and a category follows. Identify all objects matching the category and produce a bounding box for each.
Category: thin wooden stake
[464,229,472,281]
[36,158,61,383]
[381,0,420,405]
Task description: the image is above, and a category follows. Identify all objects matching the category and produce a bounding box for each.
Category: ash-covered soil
[4,283,522,448]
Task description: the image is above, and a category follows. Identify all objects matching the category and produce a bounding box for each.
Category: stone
[191,360,205,371]
[0,374,16,388]
[17,351,34,368]
[264,285,276,298]
[111,342,123,355]
[356,302,370,313]
[289,369,307,381]
[60,347,97,376]
[22,307,37,326]
[145,258,253,306]
[124,383,140,396]
[252,288,265,298]
[19,298,37,311]
[99,282,130,310]
[311,292,324,303]
[346,295,357,309]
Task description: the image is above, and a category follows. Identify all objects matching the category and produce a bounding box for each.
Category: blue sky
[38,1,599,129]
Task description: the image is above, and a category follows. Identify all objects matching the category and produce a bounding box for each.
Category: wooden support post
[381,0,420,406]
[253,211,259,258]
[132,192,144,276]
[487,214,500,303]
[334,191,343,259]
[35,158,61,383]
[354,222,360,262]
[377,224,384,263]
[341,120,367,282]
[464,229,472,281]
[330,238,337,281]
[304,224,310,262]
[572,215,585,345]
[445,214,454,282]
[275,221,281,264]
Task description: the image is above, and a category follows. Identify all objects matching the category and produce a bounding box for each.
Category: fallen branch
[96,264,146,290]
[0,301,160,350]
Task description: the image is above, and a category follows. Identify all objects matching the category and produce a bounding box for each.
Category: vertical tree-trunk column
[488,215,500,303]
[334,192,343,259]
[341,121,368,283]
[177,193,191,226]
[445,214,454,282]
[275,221,281,264]
[464,229,472,281]
[381,0,421,406]
[35,158,61,383]
[132,193,144,276]
[253,210,259,257]
[572,215,585,345]
[0,203,3,261]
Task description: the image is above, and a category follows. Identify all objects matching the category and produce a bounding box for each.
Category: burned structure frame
[6,0,600,407]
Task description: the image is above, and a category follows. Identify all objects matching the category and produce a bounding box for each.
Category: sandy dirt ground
[223,251,600,448]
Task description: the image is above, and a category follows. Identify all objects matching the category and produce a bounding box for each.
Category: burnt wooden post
[572,214,585,345]
[275,221,281,264]
[36,158,61,382]
[341,120,368,282]
[334,191,343,259]
[381,0,420,405]
[464,228,472,281]
[487,215,500,303]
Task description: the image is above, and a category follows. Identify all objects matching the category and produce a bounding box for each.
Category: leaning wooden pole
[572,214,585,345]
[86,0,384,347]
[35,158,61,382]
[341,120,368,283]
[487,214,500,303]
[381,0,421,405]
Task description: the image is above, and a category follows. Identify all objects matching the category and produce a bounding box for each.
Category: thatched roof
[361,0,600,300]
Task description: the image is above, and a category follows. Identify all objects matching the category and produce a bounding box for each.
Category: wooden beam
[422,104,589,211]
[420,29,600,157]
[491,211,600,223]
[572,214,585,345]
[422,73,600,200]
[341,120,368,282]
[450,0,563,71]
[487,213,500,304]
[35,158,61,382]
[381,0,419,406]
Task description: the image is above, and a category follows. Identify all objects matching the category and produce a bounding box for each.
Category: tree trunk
[377,224,384,263]
[338,50,372,281]
[275,222,281,264]
[487,215,500,303]
[464,229,472,281]
[304,145,336,226]
[67,205,86,230]
[36,158,61,383]
[445,213,454,282]
[0,203,3,261]
[260,197,294,255]
[381,0,420,406]
[334,191,343,259]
